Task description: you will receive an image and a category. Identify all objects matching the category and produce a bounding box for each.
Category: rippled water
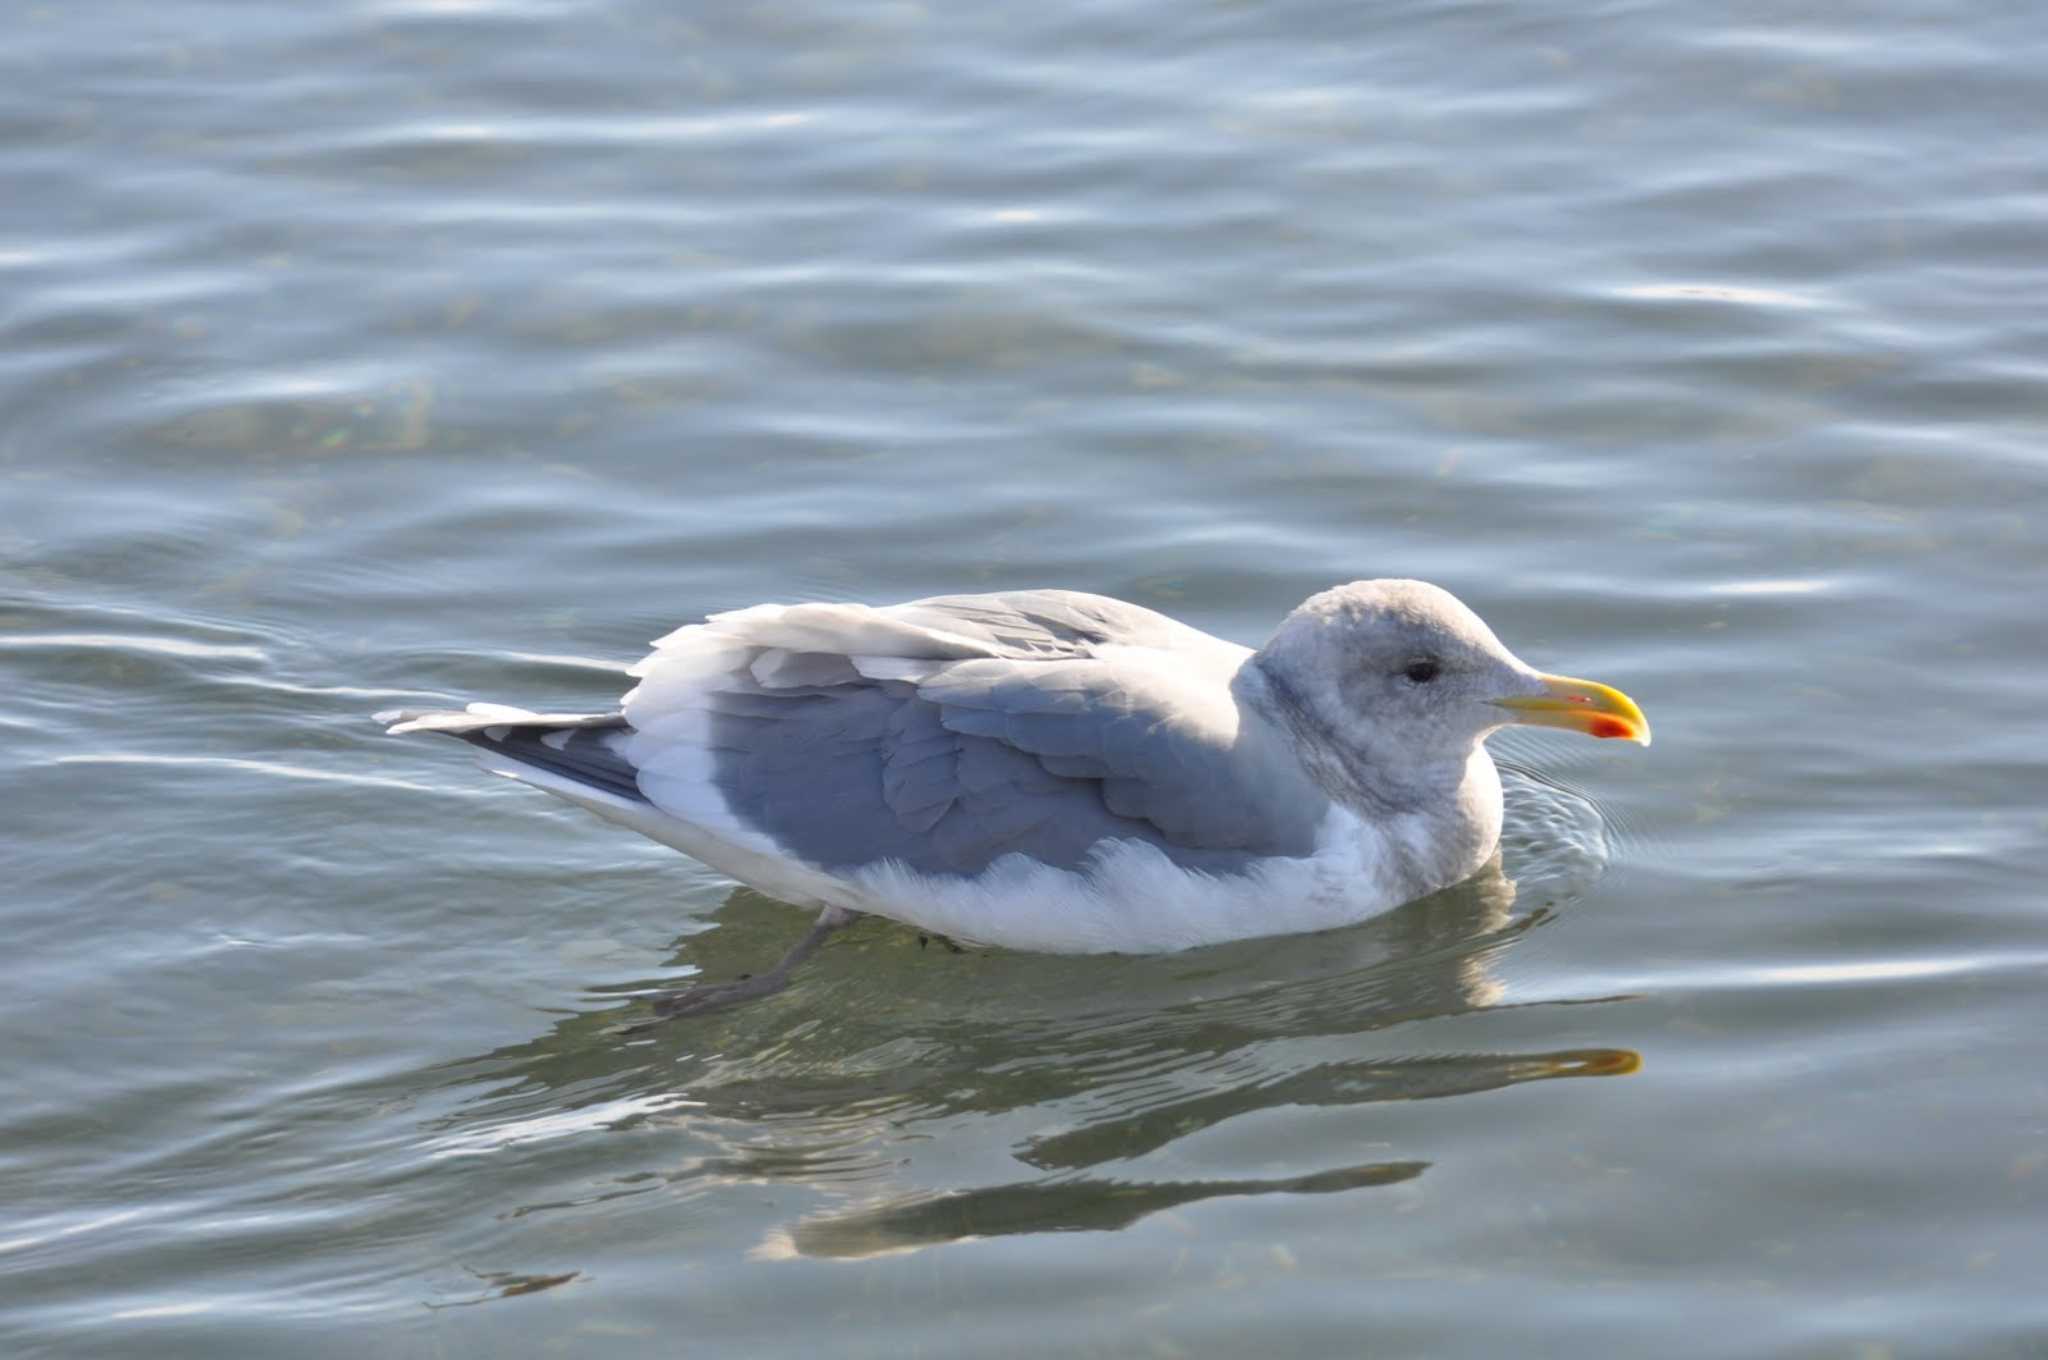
[6,0,2047,1355]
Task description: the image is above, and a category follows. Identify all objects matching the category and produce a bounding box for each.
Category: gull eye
[1402,658,1441,685]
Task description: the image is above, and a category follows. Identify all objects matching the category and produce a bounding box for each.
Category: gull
[378,580,1648,1022]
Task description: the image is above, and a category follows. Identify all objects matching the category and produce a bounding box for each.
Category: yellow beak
[1493,673,1652,747]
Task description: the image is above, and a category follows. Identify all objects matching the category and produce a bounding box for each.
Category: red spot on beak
[1588,715,1635,740]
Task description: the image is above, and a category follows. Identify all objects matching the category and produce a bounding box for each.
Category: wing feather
[619,591,1325,873]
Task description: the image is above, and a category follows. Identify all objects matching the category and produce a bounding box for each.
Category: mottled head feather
[1252,579,1543,811]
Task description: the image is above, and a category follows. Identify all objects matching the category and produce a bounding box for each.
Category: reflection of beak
[1494,673,1652,747]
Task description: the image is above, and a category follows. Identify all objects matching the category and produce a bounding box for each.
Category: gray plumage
[667,592,1330,877]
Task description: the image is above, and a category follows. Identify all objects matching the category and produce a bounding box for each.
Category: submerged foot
[655,971,792,1016]
[609,973,792,1034]
[609,904,855,1036]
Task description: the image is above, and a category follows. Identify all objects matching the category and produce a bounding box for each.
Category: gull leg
[616,905,856,1034]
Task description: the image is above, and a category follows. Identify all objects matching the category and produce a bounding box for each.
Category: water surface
[5,0,2047,1355]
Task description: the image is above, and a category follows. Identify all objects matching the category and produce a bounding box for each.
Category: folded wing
[620,591,1326,877]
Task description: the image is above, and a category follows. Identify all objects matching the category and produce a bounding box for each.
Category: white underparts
[840,804,1432,953]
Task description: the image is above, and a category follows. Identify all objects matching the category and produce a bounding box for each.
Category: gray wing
[619,592,1329,877]
[879,589,1221,658]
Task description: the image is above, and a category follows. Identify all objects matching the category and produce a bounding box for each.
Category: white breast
[834,804,1435,953]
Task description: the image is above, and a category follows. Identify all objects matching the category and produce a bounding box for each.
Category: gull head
[1253,579,1649,801]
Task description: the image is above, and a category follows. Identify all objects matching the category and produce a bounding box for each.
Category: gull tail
[376,704,649,805]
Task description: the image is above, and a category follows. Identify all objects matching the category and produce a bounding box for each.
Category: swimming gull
[378,580,1648,1021]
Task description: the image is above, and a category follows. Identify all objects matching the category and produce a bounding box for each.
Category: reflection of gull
[1020,1048,1637,1172]
[751,1161,1430,1262]
[428,857,1639,1261]
[737,860,1636,1258]
[381,581,1646,1019]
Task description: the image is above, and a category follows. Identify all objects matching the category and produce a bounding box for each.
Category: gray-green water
[6,0,2047,1355]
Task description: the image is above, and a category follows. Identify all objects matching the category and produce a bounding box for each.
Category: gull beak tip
[1496,673,1652,748]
